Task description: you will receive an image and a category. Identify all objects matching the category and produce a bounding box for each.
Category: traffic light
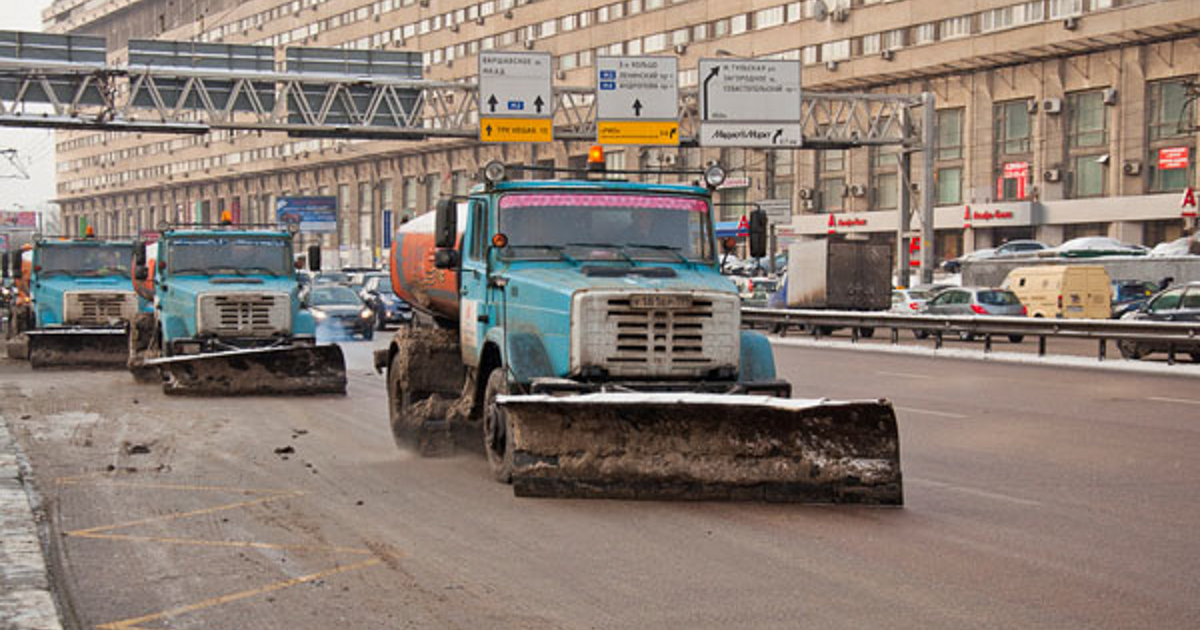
[748,208,768,258]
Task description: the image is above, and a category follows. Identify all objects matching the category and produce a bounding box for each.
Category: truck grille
[572,291,739,379]
[198,292,289,337]
[63,291,137,325]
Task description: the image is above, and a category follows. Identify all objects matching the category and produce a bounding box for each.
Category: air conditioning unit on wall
[1043,168,1062,183]
[1043,98,1063,114]
[798,187,816,200]
[1122,160,1142,176]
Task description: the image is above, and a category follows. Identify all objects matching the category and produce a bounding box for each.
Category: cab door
[458,199,490,366]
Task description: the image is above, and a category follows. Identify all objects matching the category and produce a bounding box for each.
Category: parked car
[942,248,996,274]
[306,284,375,340]
[360,274,413,329]
[1111,279,1161,318]
[313,270,351,285]
[1117,282,1200,362]
[1050,237,1148,258]
[918,286,1027,342]
[891,287,933,313]
[1148,235,1199,257]
[994,239,1050,257]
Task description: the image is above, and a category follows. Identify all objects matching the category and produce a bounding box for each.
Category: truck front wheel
[483,368,513,484]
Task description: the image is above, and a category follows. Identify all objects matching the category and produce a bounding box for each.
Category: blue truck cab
[444,178,783,393]
[26,237,141,329]
[142,228,315,355]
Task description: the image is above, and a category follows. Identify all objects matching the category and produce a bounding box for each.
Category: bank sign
[276,196,338,233]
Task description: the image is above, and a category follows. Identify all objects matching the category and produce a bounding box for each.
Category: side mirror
[434,249,460,270]
[307,245,321,272]
[434,198,457,249]
[748,209,768,259]
[132,241,146,267]
[134,266,148,281]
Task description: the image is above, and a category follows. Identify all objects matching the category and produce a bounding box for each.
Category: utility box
[786,239,892,310]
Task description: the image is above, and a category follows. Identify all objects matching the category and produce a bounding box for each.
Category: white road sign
[596,56,677,120]
[698,59,801,122]
[478,51,552,118]
[758,199,793,224]
[700,123,802,147]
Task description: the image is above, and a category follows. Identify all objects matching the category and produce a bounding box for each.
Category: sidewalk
[0,417,63,630]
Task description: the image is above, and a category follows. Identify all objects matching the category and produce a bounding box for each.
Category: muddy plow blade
[501,393,902,504]
[147,345,347,396]
[26,329,129,369]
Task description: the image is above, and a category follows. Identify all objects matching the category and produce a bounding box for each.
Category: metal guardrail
[741,307,1200,364]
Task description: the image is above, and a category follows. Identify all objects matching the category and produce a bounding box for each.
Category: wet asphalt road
[1,336,1198,629]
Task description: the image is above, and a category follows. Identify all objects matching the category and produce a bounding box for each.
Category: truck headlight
[312,309,327,321]
[360,308,374,320]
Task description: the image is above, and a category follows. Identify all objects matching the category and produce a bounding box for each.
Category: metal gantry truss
[0,58,936,279]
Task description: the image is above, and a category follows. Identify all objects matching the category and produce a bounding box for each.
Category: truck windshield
[168,237,291,277]
[497,193,713,263]
[37,245,130,277]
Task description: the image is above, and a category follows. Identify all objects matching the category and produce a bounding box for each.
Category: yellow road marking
[66,491,303,536]
[70,532,374,556]
[58,478,294,495]
[96,558,384,630]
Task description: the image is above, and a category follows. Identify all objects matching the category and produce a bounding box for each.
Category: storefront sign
[1003,161,1029,179]
[0,211,36,228]
[717,177,750,189]
[1183,187,1198,218]
[1159,147,1190,170]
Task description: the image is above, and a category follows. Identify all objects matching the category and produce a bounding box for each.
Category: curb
[0,417,64,630]
[769,335,1200,378]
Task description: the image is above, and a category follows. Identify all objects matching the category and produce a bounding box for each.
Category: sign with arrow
[697,59,801,148]
[478,51,552,143]
[595,56,679,146]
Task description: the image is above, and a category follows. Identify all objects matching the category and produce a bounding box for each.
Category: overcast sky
[0,0,59,215]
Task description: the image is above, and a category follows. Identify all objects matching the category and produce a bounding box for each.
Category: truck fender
[481,327,554,384]
[739,330,778,382]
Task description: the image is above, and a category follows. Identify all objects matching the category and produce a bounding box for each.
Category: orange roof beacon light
[587,145,606,173]
[220,210,234,226]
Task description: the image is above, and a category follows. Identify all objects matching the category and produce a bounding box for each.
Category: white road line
[895,406,969,419]
[909,478,1042,507]
[1148,396,1200,406]
[877,371,931,380]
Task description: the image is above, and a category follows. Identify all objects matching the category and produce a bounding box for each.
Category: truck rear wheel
[388,351,412,449]
[483,368,513,484]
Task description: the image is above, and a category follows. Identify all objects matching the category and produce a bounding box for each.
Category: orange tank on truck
[388,206,465,322]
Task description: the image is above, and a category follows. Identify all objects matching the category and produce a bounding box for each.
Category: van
[1003,265,1112,319]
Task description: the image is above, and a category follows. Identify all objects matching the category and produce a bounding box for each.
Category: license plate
[630,294,692,309]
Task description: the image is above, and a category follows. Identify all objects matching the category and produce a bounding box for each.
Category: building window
[1049,0,1083,19]
[425,175,442,213]
[820,176,845,212]
[770,149,794,202]
[994,100,1033,200]
[936,167,963,205]
[1068,90,1108,149]
[338,184,351,246]
[872,141,900,210]
[1068,90,1109,198]
[1147,78,1196,193]
[875,173,898,210]
[358,182,372,249]
[937,108,964,161]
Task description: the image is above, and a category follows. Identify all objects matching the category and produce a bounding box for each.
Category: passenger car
[994,239,1050,257]
[360,274,412,329]
[1117,282,1200,361]
[306,285,375,340]
[942,248,996,274]
[1111,279,1160,318]
[891,287,932,313]
[919,286,1027,342]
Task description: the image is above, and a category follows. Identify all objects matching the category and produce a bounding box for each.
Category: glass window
[1149,288,1184,312]
[821,177,845,212]
[996,100,1032,155]
[1149,79,1193,141]
[936,167,963,205]
[1072,155,1107,198]
[1069,91,1108,148]
[875,173,898,210]
[937,109,964,160]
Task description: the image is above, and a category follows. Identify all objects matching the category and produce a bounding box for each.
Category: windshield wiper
[624,243,690,263]
[505,244,579,264]
[565,243,633,263]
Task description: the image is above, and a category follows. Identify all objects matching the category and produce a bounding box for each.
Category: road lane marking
[908,478,1042,506]
[55,477,399,630]
[876,371,931,380]
[66,491,304,536]
[96,558,385,630]
[1148,396,1200,406]
[894,406,969,419]
[71,533,375,556]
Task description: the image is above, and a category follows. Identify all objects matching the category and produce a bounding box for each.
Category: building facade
[47,0,1200,267]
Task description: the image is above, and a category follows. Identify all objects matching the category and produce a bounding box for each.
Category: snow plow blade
[147,345,347,396]
[501,393,902,505]
[26,329,129,369]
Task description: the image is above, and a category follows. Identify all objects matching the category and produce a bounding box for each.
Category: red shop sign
[1003,161,1029,179]
[1159,147,1190,170]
